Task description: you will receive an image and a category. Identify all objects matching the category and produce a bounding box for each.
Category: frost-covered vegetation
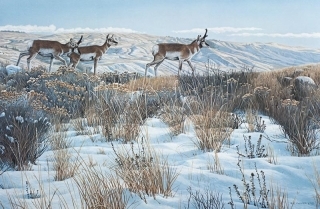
[0,61,320,208]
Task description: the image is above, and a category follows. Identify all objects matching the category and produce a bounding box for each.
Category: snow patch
[5,65,22,75]
[295,76,316,85]
[5,134,15,143]
[15,116,24,123]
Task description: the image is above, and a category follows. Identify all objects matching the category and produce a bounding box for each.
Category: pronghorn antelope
[146,29,209,76]
[16,36,83,72]
[68,34,118,75]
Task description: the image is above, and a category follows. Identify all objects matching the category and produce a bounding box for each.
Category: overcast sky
[1,0,320,48]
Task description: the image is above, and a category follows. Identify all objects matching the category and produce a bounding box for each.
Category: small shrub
[236,135,268,159]
[229,159,269,208]
[185,186,225,209]
[272,99,319,156]
[0,96,51,170]
[245,110,266,133]
[26,181,40,199]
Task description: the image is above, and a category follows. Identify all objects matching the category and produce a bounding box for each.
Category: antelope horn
[203,28,208,38]
[106,34,110,40]
[77,35,83,45]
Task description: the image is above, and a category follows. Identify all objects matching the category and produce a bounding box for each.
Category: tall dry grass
[73,165,130,209]
[191,109,233,152]
[126,76,178,92]
[112,138,179,202]
[160,104,186,136]
[268,185,295,209]
[309,162,320,208]
[51,148,81,181]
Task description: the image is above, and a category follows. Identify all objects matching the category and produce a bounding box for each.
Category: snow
[15,116,24,123]
[295,76,316,85]
[5,64,22,75]
[0,115,319,208]
[5,134,15,143]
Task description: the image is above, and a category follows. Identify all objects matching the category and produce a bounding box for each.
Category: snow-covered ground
[0,115,319,208]
[1,31,320,75]
[1,31,320,208]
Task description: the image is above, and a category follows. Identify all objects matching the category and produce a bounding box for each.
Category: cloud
[229,32,320,38]
[173,27,262,34]
[0,24,57,33]
[55,27,139,34]
[0,25,139,34]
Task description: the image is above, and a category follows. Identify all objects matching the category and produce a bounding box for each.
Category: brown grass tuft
[112,139,179,202]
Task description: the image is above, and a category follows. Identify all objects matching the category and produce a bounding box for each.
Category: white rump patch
[27,40,34,49]
[152,45,159,55]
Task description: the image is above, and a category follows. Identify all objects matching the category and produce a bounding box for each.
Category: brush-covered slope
[1,31,320,75]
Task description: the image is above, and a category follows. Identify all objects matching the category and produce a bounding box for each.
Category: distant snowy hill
[1,31,320,75]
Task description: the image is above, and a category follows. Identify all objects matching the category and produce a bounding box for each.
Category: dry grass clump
[112,139,179,202]
[309,163,320,208]
[244,109,266,133]
[90,79,171,142]
[89,88,141,142]
[160,104,186,136]
[71,118,87,135]
[268,185,294,209]
[126,76,178,92]
[207,151,224,175]
[49,131,71,150]
[272,99,319,156]
[100,71,140,84]
[51,148,81,181]
[73,165,130,209]
[191,110,233,152]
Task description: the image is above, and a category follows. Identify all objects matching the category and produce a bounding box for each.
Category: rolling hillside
[1,31,320,75]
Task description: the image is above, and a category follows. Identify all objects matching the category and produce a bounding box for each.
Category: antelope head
[106,34,118,46]
[197,29,209,48]
[69,35,83,50]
